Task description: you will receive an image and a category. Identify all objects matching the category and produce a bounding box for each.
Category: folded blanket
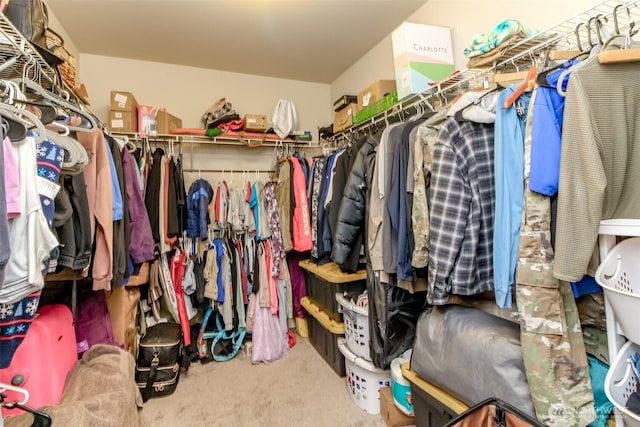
[6,344,143,427]
[464,20,538,58]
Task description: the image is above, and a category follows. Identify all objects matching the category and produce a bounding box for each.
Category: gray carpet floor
[140,336,387,427]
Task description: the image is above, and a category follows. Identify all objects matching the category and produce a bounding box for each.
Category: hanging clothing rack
[328,0,640,146]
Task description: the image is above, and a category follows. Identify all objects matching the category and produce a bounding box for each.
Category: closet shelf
[0,14,59,89]
[327,0,640,146]
[110,131,321,149]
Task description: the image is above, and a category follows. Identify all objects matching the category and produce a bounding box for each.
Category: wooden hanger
[599,21,640,63]
[503,65,537,109]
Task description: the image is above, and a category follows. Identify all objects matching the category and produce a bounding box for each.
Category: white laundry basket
[595,237,640,344]
[604,340,640,427]
[338,338,391,415]
[336,294,371,360]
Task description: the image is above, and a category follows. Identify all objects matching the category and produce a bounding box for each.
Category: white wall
[330,0,604,101]
[79,54,331,132]
[78,54,329,185]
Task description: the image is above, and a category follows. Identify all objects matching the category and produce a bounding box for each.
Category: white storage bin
[338,338,391,415]
[604,340,640,427]
[595,237,640,344]
[336,293,371,360]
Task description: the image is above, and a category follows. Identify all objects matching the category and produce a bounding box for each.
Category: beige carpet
[140,336,387,427]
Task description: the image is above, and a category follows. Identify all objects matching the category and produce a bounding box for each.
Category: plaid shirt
[428,118,495,304]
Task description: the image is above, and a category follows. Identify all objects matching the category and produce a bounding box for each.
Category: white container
[604,340,640,427]
[336,293,371,361]
[391,350,414,416]
[595,237,640,344]
[338,338,391,415]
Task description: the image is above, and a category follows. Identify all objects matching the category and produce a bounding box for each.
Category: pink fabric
[170,250,191,346]
[77,130,113,290]
[289,156,312,251]
[264,240,278,315]
[3,137,20,218]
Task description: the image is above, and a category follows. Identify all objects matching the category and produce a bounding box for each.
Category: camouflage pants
[516,88,595,427]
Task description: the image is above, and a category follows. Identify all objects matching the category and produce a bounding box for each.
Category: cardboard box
[380,386,415,427]
[358,80,396,111]
[392,22,455,100]
[333,102,358,133]
[110,91,138,112]
[108,110,137,133]
[156,110,182,134]
[243,114,268,132]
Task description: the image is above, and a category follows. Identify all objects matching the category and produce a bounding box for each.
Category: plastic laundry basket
[595,237,640,344]
[336,294,371,361]
[604,340,640,427]
[338,338,391,415]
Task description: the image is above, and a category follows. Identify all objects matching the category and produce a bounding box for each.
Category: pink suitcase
[0,304,78,415]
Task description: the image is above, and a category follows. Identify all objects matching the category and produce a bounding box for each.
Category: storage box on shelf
[401,362,469,427]
[336,293,370,361]
[298,260,366,323]
[391,22,455,100]
[301,297,346,377]
[604,340,640,427]
[357,80,397,111]
[352,92,399,125]
[333,102,358,133]
[338,338,391,415]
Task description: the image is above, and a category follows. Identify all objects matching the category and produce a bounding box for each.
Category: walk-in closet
[1,1,639,426]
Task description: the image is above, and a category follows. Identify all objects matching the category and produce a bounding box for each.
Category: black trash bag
[367,263,429,370]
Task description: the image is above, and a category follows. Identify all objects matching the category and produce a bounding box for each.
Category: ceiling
[45,0,426,84]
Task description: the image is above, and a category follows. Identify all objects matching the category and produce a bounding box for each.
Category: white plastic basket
[337,337,391,415]
[595,237,640,344]
[336,293,371,361]
[604,340,640,427]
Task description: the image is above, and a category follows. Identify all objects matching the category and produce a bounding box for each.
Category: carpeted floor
[140,336,387,427]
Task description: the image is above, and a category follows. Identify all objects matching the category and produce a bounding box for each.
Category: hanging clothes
[77,129,114,290]
[517,88,595,427]
[121,147,155,264]
[289,156,311,252]
[554,56,640,282]
[332,136,379,273]
[493,86,530,308]
[427,96,496,305]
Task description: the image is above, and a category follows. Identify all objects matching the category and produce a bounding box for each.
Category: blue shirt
[493,87,530,308]
[104,138,123,221]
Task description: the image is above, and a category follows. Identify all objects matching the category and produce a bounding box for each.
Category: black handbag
[3,0,47,46]
[135,322,183,402]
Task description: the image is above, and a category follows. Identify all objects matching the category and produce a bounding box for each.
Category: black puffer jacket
[331,135,379,272]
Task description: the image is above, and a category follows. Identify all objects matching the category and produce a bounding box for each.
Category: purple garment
[122,148,155,263]
[264,182,284,278]
[251,304,288,365]
[287,251,308,318]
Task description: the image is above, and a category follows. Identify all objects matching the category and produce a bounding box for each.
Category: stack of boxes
[107,91,182,135]
[108,91,138,133]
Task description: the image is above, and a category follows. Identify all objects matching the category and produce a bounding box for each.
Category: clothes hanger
[0,383,52,427]
[536,22,590,88]
[503,64,537,109]
[453,86,500,122]
[0,80,57,125]
[10,78,98,132]
[0,102,47,144]
[2,114,28,141]
[598,5,640,64]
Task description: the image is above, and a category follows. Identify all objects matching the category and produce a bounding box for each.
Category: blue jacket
[529,60,577,196]
[186,179,213,239]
